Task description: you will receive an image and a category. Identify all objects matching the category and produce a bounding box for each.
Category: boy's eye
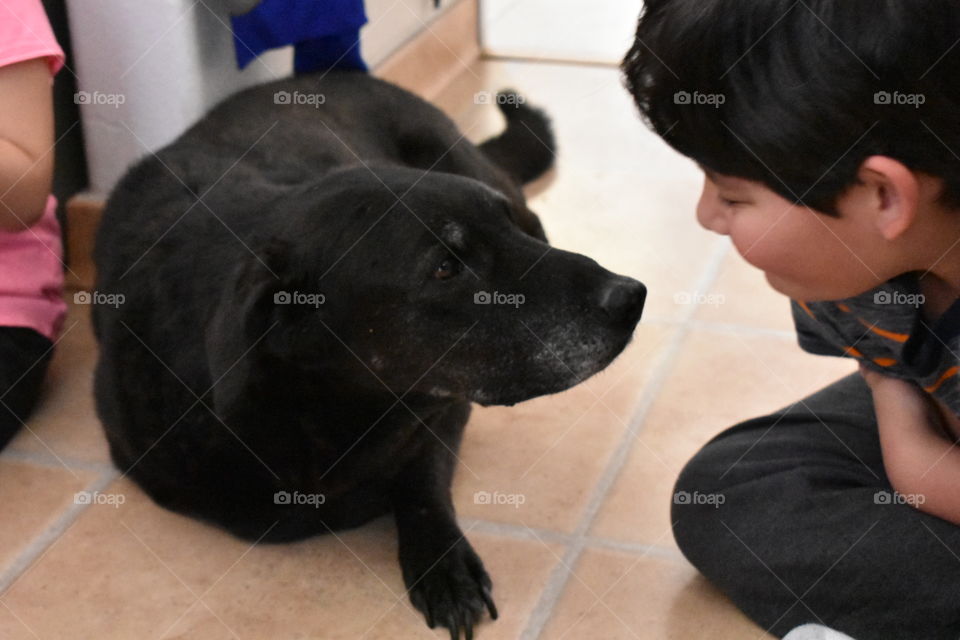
[719,196,743,207]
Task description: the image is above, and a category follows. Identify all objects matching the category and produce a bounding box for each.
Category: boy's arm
[862,365,960,525]
[0,58,55,231]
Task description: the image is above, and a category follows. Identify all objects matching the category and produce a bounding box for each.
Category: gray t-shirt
[792,272,960,413]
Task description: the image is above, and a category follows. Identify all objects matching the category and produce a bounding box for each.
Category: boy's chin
[765,272,825,301]
[764,272,799,297]
[764,272,871,303]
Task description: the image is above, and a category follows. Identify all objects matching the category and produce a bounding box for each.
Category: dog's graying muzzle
[599,277,647,328]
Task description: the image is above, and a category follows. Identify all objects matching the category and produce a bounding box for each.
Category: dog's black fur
[92,71,645,639]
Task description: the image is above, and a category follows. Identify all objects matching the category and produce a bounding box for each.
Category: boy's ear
[857,156,920,241]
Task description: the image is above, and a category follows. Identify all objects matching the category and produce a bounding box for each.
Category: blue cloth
[231,0,368,73]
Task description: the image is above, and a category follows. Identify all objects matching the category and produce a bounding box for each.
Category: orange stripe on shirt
[797,301,815,318]
[925,366,959,394]
[872,357,897,367]
[857,318,910,343]
[844,346,865,358]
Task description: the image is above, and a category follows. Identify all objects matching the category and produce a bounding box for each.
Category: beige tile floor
[0,58,859,639]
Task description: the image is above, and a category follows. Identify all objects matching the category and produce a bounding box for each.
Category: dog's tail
[479,91,555,185]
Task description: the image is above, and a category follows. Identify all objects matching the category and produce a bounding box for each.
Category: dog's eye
[434,256,462,280]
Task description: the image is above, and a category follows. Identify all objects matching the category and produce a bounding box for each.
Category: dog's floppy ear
[204,238,290,420]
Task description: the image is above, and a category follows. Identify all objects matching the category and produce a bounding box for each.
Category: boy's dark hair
[622,0,960,215]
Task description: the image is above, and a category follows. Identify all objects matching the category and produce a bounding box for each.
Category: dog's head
[207,167,645,408]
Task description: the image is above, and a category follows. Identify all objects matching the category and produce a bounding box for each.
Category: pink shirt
[0,0,67,340]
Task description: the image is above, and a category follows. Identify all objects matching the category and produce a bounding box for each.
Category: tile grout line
[582,535,687,563]
[0,448,115,474]
[459,517,573,546]
[0,468,119,595]
[519,237,733,640]
[459,516,687,562]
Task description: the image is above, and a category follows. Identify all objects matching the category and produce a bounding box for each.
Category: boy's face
[696,170,901,302]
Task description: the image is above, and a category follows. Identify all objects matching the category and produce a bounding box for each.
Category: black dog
[92,71,645,639]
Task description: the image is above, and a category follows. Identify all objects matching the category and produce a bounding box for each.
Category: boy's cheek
[730,231,819,298]
[727,205,895,301]
[730,211,829,279]
[728,226,783,273]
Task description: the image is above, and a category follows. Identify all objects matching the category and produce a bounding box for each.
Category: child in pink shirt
[0,0,68,449]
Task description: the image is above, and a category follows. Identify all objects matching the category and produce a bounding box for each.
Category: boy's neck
[918,271,960,324]
[913,203,960,324]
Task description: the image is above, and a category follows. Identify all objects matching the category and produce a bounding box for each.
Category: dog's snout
[599,278,646,326]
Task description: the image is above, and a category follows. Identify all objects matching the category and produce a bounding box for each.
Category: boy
[622,1,960,639]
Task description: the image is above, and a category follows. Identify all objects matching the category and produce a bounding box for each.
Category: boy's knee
[670,442,735,564]
[669,426,784,569]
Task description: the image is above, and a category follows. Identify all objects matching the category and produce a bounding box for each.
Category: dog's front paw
[403,538,497,640]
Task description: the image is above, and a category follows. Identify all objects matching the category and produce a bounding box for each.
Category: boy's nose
[696,179,730,236]
[696,204,729,236]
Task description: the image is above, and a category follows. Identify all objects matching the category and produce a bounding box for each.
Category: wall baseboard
[64,0,480,291]
[63,194,104,293]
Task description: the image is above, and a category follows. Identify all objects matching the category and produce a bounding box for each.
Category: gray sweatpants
[672,373,960,639]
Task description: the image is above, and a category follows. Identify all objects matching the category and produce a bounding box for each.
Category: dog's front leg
[391,402,497,640]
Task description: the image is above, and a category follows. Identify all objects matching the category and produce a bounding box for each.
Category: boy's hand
[860,363,960,525]
[858,363,940,430]
[859,363,960,441]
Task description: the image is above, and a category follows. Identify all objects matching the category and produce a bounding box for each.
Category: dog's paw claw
[405,540,496,639]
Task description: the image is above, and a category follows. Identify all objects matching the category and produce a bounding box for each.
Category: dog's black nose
[599,278,646,326]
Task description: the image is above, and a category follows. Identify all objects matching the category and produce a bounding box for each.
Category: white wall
[66,0,459,197]
[480,0,642,65]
